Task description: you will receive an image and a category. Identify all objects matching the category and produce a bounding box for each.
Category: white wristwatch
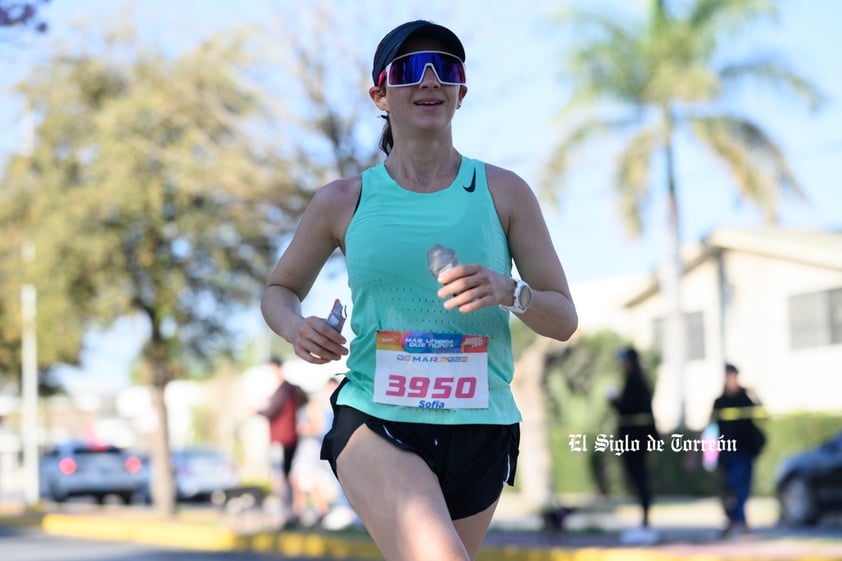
[500,278,533,314]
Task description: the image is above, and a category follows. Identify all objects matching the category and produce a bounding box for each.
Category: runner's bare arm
[261,177,360,363]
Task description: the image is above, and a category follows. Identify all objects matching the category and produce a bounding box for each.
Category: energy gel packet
[326,298,347,332]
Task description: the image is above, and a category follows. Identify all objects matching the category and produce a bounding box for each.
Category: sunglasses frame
[378,51,467,88]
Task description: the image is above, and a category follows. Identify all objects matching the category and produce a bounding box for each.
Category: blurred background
[0,0,839,528]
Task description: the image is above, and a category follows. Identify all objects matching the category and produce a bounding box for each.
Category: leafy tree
[0,0,49,33]
[0,32,288,515]
[0,15,378,515]
[543,0,824,428]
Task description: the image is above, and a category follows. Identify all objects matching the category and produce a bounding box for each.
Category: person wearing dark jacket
[609,346,658,542]
[711,363,765,538]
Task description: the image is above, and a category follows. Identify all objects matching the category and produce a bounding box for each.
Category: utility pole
[20,104,39,507]
[20,242,39,507]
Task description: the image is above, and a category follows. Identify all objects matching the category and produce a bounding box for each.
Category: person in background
[288,377,341,528]
[257,356,308,523]
[260,19,577,561]
[711,363,766,538]
[608,346,658,545]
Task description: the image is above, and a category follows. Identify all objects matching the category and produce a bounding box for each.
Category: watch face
[517,282,533,309]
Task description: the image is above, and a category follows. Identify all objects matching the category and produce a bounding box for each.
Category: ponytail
[378,114,393,156]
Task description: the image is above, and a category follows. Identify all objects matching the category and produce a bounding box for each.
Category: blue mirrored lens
[388,52,465,86]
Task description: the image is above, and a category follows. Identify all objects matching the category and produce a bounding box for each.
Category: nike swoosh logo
[463,169,476,192]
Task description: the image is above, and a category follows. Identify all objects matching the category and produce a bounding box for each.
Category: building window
[788,287,842,349]
[686,311,706,360]
[653,311,706,361]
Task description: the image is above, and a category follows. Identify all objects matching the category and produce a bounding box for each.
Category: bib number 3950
[385,375,477,400]
[373,331,489,409]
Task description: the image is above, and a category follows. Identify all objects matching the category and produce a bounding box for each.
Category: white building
[610,227,842,430]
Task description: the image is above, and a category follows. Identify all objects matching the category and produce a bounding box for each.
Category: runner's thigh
[336,424,469,561]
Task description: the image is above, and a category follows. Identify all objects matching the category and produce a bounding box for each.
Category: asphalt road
[5,495,842,561]
[0,526,378,561]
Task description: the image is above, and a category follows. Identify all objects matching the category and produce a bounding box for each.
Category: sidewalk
[3,494,842,561]
[485,495,842,560]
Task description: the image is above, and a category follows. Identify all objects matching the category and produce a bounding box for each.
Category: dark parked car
[775,431,842,525]
[39,440,145,504]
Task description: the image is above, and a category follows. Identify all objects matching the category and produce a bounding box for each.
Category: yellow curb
[478,548,842,561]
[133,521,237,551]
[40,515,842,561]
[234,531,382,559]
[43,514,237,551]
[43,514,381,558]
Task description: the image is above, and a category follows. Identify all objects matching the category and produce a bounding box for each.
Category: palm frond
[544,0,819,235]
[615,126,663,238]
[718,57,828,111]
[559,8,650,107]
[541,115,645,204]
[689,114,804,223]
[688,0,778,40]
[647,61,719,105]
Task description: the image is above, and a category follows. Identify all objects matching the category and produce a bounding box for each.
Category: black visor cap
[372,20,465,85]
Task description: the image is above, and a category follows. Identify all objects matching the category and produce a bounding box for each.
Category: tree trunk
[659,125,687,431]
[149,382,176,517]
[147,340,176,518]
[511,336,565,509]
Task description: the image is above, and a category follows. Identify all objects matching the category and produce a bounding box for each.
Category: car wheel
[778,475,820,526]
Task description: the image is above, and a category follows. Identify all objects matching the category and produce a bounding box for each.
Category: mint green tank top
[337,156,522,425]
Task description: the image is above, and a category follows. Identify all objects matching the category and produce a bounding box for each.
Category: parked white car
[172,446,240,501]
[141,446,241,503]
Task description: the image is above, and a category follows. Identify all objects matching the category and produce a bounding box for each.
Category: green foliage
[0,30,295,383]
[544,330,657,431]
[544,330,639,492]
[544,0,825,236]
[752,412,842,496]
[550,412,842,498]
[189,405,214,445]
[550,428,614,495]
[0,5,386,388]
[0,16,381,386]
[509,316,539,361]
[0,8,381,516]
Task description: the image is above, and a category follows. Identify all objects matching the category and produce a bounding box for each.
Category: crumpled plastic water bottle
[427,244,459,278]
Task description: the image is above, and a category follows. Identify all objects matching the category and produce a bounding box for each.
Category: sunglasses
[378,51,467,88]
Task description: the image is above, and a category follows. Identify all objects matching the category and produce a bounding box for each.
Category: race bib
[373,330,489,410]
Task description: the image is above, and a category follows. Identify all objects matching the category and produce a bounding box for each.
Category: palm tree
[544,0,824,428]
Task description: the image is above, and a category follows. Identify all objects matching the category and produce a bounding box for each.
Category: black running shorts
[320,382,520,520]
